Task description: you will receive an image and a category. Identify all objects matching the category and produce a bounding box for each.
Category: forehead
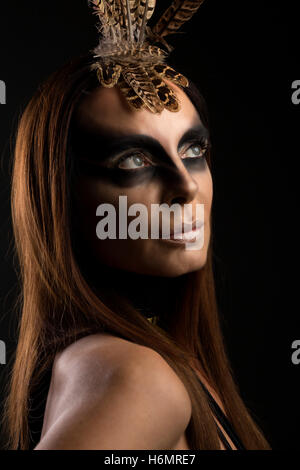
[75,82,202,142]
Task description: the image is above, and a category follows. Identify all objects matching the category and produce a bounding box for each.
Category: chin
[134,250,209,278]
[161,256,208,278]
[90,237,209,277]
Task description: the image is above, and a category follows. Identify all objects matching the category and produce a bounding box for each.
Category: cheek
[74,177,159,211]
[205,170,213,208]
[72,177,161,272]
[72,177,158,237]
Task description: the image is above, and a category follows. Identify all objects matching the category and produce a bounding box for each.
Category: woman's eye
[117,154,151,170]
[183,142,209,159]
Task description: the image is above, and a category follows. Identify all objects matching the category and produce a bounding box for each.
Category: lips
[159,219,204,243]
[169,219,204,238]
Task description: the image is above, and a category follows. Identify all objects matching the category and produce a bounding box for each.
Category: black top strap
[195,375,246,450]
[216,426,233,450]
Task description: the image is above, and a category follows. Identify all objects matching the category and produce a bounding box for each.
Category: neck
[92,263,184,324]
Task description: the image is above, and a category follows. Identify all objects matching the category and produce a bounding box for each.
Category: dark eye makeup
[72,123,210,175]
[77,137,210,174]
[107,135,210,170]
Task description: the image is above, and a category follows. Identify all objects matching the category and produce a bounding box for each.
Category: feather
[119,0,134,42]
[118,77,146,110]
[91,61,122,87]
[88,0,119,40]
[148,67,181,112]
[153,63,188,87]
[152,0,205,38]
[87,1,200,114]
[136,0,156,44]
[122,65,164,113]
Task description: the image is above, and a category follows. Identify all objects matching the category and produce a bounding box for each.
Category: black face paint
[183,156,208,172]
[77,159,158,188]
[70,119,210,187]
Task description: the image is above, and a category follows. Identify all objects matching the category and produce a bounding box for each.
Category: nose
[161,163,199,206]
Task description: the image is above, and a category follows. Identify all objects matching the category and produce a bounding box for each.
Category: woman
[0,49,271,450]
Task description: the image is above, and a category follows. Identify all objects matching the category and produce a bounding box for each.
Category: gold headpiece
[88,0,205,113]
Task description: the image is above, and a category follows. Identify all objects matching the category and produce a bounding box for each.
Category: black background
[0,1,299,450]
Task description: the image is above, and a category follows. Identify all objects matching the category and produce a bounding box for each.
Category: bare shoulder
[53,333,191,403]
[37,333,192,450]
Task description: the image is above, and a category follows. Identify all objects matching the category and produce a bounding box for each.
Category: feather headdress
[88,0,206,113]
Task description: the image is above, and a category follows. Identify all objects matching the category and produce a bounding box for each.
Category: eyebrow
[72,121,209,166]
[177,124,209,149]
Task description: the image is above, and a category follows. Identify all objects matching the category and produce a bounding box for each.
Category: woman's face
[72,82,213,277]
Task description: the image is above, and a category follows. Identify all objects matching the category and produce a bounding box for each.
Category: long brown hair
[2,53,271,450]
